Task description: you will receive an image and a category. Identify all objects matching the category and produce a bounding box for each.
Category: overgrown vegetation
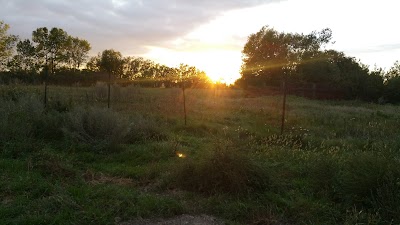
[1,85,399,224]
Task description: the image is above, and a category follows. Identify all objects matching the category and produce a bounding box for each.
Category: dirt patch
[119,214,223,225]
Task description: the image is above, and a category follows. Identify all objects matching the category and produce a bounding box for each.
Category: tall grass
[172,140,270,195]
[1,85,400,224]
[62,107,130,152]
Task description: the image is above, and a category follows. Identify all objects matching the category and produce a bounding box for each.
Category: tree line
[0,21,210,88]
[237,26,400,103]
[1,20,400,102]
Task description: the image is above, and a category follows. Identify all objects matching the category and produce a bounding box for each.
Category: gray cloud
[0,0,280,55]
[347,43,400,54]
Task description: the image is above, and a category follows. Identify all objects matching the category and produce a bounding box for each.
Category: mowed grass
[1,84,400,225]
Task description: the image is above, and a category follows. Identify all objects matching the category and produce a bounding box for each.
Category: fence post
[280,80,287,135]
[107,72,111,108]
[182,82,187,126]
[44,65,48,108]
[312,83,316,99]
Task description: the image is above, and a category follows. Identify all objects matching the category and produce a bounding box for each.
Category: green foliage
[62,107,130,152]
[238,26,390,102]
[65,36,91,70]
[240,26,332,86]
[99,49,124,77]
[386,60,400,79]
[8,39,37,73]
[4,26,91,75]
[0,20,18,71]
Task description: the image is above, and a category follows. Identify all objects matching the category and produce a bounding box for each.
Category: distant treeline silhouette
[1,21,400,102]
[236,26,400,103]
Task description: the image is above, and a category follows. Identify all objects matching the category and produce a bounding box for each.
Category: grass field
[1,84,400,224]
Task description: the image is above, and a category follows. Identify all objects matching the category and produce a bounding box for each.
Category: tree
[66,36,91,70]
[99,49,124,108]
[0,21,18,71]
[383,61,400,103]
[86,54,101,72]
[239,26,332,87]
[99,49,123,77]
[32,27,69,74]
[8,39,37,73]
[386,60,400,79]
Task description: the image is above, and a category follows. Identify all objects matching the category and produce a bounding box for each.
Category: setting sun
[145,46,242,85]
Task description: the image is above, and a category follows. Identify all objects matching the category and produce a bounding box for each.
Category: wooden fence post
[44,65,48,108]
[280,80,287,135]
[312,83,316,99]
[107,72,111,108]
[182,82,187,126]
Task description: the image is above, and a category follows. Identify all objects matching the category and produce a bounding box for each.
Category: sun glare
[176,152,186,158]
[145,47,242,85]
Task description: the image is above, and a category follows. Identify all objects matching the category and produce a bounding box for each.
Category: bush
[173,140,270,195]
[62,107,130,152]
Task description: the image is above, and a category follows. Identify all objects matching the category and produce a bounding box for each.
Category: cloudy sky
[1,0,400,83]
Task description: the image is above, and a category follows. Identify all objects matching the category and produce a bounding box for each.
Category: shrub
[62,107,130,152]
[173,140,270,195]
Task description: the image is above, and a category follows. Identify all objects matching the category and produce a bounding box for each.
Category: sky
[1,0,400,83]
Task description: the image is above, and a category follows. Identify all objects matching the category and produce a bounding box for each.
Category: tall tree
[32,27,50,69]
[99,49,124,108]
[8,39,37,73]
[0,21,18,71]
[240,26,332,86]
[86,53,101,72]
[387,60,400,79]
[32,27,69,73]
[66,36,91,70]
[383,61,400,103]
